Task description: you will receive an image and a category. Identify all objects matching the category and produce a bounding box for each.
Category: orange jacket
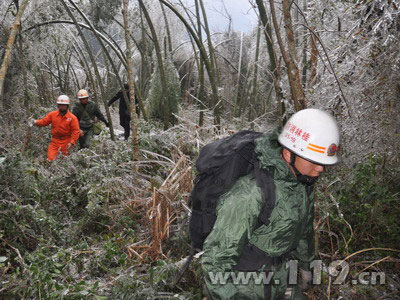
[35,110,81,144]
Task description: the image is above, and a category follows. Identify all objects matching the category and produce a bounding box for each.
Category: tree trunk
[250,22,261,118]
[179,0,206,127]
[54,51,64,91]
[34,68,50,105]
[197,50,206,127]
[234,32,244,118]
[70,60,80,92]
[255,0,285,123]
[122,0,140,162]
[63,53,73,95]
[17,32,30,111]
[133,80,147,121]
[301,0,308,87]
[138,8,152,104]
[0,0,30,110]
[269,0,306,111]
[160,2,173,54]
[308,28,318,88]
[198,0,221,129]
[139,0,170,130]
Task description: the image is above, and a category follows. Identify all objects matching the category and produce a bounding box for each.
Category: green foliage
[0,143,139,296]
[21,247,104,299]
[110,258,203,299]
[147,57,181,127]
[305,154,400,299]
[317,154,400,254]
[337,155,400,250]
[0,118,203,298]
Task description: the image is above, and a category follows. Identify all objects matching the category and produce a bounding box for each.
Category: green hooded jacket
[202,129,315,300]
[72,101,107,130]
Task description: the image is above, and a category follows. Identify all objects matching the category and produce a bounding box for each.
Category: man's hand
[67,143,74,150]
[28,118,36,127]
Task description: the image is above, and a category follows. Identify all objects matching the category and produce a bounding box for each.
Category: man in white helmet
[29,95,81,161]
[278,108,340,185]
[201,108,340,299]
[72,89,109,149]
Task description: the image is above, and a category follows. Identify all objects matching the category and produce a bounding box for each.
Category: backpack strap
[233,163,285,272]
[254,161,276,226]
[81,103,94,121]
[76,103,95,130]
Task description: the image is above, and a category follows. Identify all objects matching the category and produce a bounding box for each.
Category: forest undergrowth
[0,105,399,299]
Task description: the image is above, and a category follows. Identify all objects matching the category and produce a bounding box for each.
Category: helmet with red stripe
[56,95,70,105]
[278,108,340,165]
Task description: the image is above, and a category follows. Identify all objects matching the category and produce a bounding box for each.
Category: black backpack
[171,131,278,287]
[188,130,276,251]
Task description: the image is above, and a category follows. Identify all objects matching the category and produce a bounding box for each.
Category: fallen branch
[344,248,400,262]
[355,256,391,276]
[6,242,25,273]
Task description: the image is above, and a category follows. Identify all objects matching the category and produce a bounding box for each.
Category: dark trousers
[79,128,93,149]
[120,115,130,140]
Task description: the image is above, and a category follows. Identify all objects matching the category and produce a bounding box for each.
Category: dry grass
[127,154,193,261]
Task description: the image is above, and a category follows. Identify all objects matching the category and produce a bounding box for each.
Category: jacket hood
[255,128,297,183]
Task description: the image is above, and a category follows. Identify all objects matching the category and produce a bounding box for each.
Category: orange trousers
[47,138,71,161]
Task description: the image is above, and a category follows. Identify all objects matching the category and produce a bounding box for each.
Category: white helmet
[56,95,70,105]
[278,108,340,165]
[77,89,89,99]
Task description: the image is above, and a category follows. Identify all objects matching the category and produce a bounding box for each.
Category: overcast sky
[184,0,258,32]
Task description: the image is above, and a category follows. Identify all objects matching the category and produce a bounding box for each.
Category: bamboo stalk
[122,0,140,162]
[0,0,30,108]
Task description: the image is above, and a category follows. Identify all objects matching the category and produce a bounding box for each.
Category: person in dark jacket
[72,89,109,149]
[107,83,139,141]
[202,109,341,299]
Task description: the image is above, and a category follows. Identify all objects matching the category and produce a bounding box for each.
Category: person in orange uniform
[30,95,81,161]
